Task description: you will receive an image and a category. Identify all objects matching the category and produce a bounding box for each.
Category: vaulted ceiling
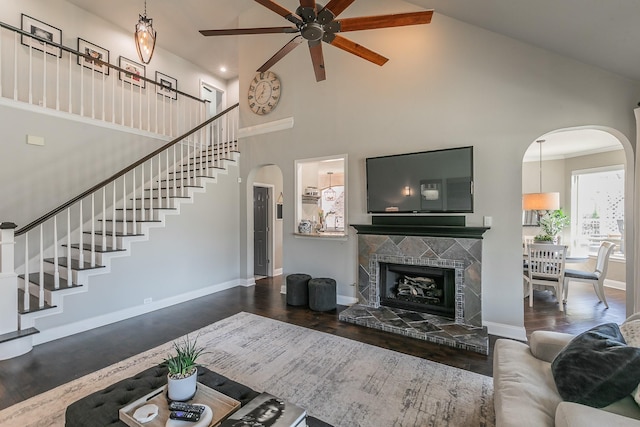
[66,0,640,83]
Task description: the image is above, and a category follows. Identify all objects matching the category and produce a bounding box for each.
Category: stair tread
[18,272,81,290]
[44,257,105,270]
[18,289,56,314]
[84,231,145,237]
[116,207,177,211]
[0,327,39,344]
[64,243,125,253]
[99,219,162,223]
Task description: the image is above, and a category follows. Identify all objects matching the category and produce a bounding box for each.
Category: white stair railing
[0,20,205,138]
[9,104,238,314]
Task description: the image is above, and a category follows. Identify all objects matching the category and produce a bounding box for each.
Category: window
[570,166,624,258]
[294,155,347,237]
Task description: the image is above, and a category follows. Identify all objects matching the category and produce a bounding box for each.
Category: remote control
[168,402,205,414]
[169,410,201,422]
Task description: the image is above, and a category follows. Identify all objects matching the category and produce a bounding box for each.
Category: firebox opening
[379,263,455,319]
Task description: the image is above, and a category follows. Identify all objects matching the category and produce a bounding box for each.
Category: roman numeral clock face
[248,71,281,115]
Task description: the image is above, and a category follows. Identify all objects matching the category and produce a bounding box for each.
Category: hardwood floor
[0,276,627,411]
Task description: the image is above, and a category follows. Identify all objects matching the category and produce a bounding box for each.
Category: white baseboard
[33,279,245,345]
[605,279,626,290]
[273,268,283,276]
[0,336,33,360]
[484,321,527,341]
[337,295,358,306]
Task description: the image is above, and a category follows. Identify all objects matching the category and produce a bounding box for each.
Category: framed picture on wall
[155,71,178,99]
[77,38,110,74]
[21,14,62,57]
[118,56,146,88]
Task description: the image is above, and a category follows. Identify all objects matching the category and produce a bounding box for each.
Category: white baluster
[139,83,142,131]
[13,32,18,100]
[38,225,44,308]
[130,83,133,128]
[101,69,105,120]
[28,45,32,104]
[155,86,158,134]
[141,163,146,220]
[78,199,84,266]
[121,174,127,236]
[68,53,72,113]
[147,81,151,132]
[23,232,29,311]
[112,183,117,249]
[67,209,71,282]
[80,58,84,116]
[91,60,95,119]
[56,53,60,110]
[53,215,59,289]
[121,74,125,126]
[169,99,173,136]
[173,145,177,198]
[133,168,137,233]
[102,187,107,250]
[42,46,46,108]
[149,158,154,220]
[90,193,95,267]
[165,150,169,208]
[112,69,116,123]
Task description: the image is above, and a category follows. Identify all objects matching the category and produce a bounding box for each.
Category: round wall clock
[248,71,281,115]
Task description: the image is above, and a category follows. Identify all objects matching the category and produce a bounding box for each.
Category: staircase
[0,104,240,359]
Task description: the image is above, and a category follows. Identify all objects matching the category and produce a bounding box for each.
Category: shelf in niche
[302,195,320,204]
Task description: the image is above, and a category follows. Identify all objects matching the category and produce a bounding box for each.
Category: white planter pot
[167,368,197,401]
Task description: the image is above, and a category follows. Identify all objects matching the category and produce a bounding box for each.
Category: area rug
[0,312,494,427]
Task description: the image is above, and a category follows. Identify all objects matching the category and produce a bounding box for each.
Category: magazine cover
[219,392,306,427]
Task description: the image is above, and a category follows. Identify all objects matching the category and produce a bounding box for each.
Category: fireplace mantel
[351,224,490,239]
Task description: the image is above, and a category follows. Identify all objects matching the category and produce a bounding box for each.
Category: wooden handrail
[15,103,239,236]
[0,20,206,103]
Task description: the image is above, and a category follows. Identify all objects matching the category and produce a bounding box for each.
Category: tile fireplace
[339,217,490,354]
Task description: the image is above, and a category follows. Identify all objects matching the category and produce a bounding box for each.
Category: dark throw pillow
[551,323,640,408]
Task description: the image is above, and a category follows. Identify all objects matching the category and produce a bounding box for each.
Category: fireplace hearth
[340,217,490,354]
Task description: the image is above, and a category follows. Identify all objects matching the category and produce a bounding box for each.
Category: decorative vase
[167,368,197,401]
[298,220,312,233]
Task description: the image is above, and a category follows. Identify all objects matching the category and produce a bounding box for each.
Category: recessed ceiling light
[220,66,227,73]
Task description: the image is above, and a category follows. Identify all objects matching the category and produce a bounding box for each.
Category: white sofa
[493,314,640,427]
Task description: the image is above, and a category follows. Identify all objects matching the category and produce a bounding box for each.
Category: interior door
[253,186,269,276]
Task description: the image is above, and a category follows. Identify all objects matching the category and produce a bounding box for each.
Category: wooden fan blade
[338,10,433,32]
[322,0,356,17]
[255,0,303,25]
[200,27,298,36]
[257,36,304,72]
[328,34,388,66]
[308,42,326,82]
[299,0,317,9]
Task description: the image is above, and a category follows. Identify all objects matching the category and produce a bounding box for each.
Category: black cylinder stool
[308,278,337,312]
[286,273,312,306]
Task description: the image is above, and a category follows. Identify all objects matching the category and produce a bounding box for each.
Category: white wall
[236,0,640,336]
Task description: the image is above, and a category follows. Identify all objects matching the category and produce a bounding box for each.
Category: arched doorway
[521,126,634,323]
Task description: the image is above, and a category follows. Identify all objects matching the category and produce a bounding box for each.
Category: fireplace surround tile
[340,231,489,355]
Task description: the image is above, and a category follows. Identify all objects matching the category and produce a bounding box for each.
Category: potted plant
[535,209,570,244]
[163,334,205,401]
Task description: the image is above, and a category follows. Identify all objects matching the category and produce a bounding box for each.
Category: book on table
[219,392,306,427]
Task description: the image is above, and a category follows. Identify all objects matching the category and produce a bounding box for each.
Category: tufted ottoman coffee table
[65,365,332,427]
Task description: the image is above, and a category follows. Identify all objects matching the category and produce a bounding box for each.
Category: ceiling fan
[199,0,433,82]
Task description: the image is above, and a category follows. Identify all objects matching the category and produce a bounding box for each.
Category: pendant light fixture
[522,139,560,212]
[135,0,157,64]
[324,172,336,201]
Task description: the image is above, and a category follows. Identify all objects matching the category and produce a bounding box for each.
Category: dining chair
[563,241,616,308]
[523,244,567,311]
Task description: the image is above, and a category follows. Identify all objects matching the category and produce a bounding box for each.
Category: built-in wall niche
[294,155,347,237]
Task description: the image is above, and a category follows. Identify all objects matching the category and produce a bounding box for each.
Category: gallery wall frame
[77,38,110,75]
[156,71,178,99]
[21,14,62,57]
[118,56,146,88]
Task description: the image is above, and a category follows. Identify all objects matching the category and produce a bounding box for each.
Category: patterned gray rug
[0,312,494,427]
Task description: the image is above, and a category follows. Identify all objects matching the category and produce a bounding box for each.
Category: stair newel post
[78,199,84,266]
[102,187,107,250]
[122,175,127,236]
[0,223,18,336]
[66,208,71,282]
[132,169,137,234]
[23,232,29,311]
[38,224,44,308]
[53,215,60,290]
[90,193,95,267]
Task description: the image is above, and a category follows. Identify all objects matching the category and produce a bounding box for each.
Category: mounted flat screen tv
[366,146,474,213]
